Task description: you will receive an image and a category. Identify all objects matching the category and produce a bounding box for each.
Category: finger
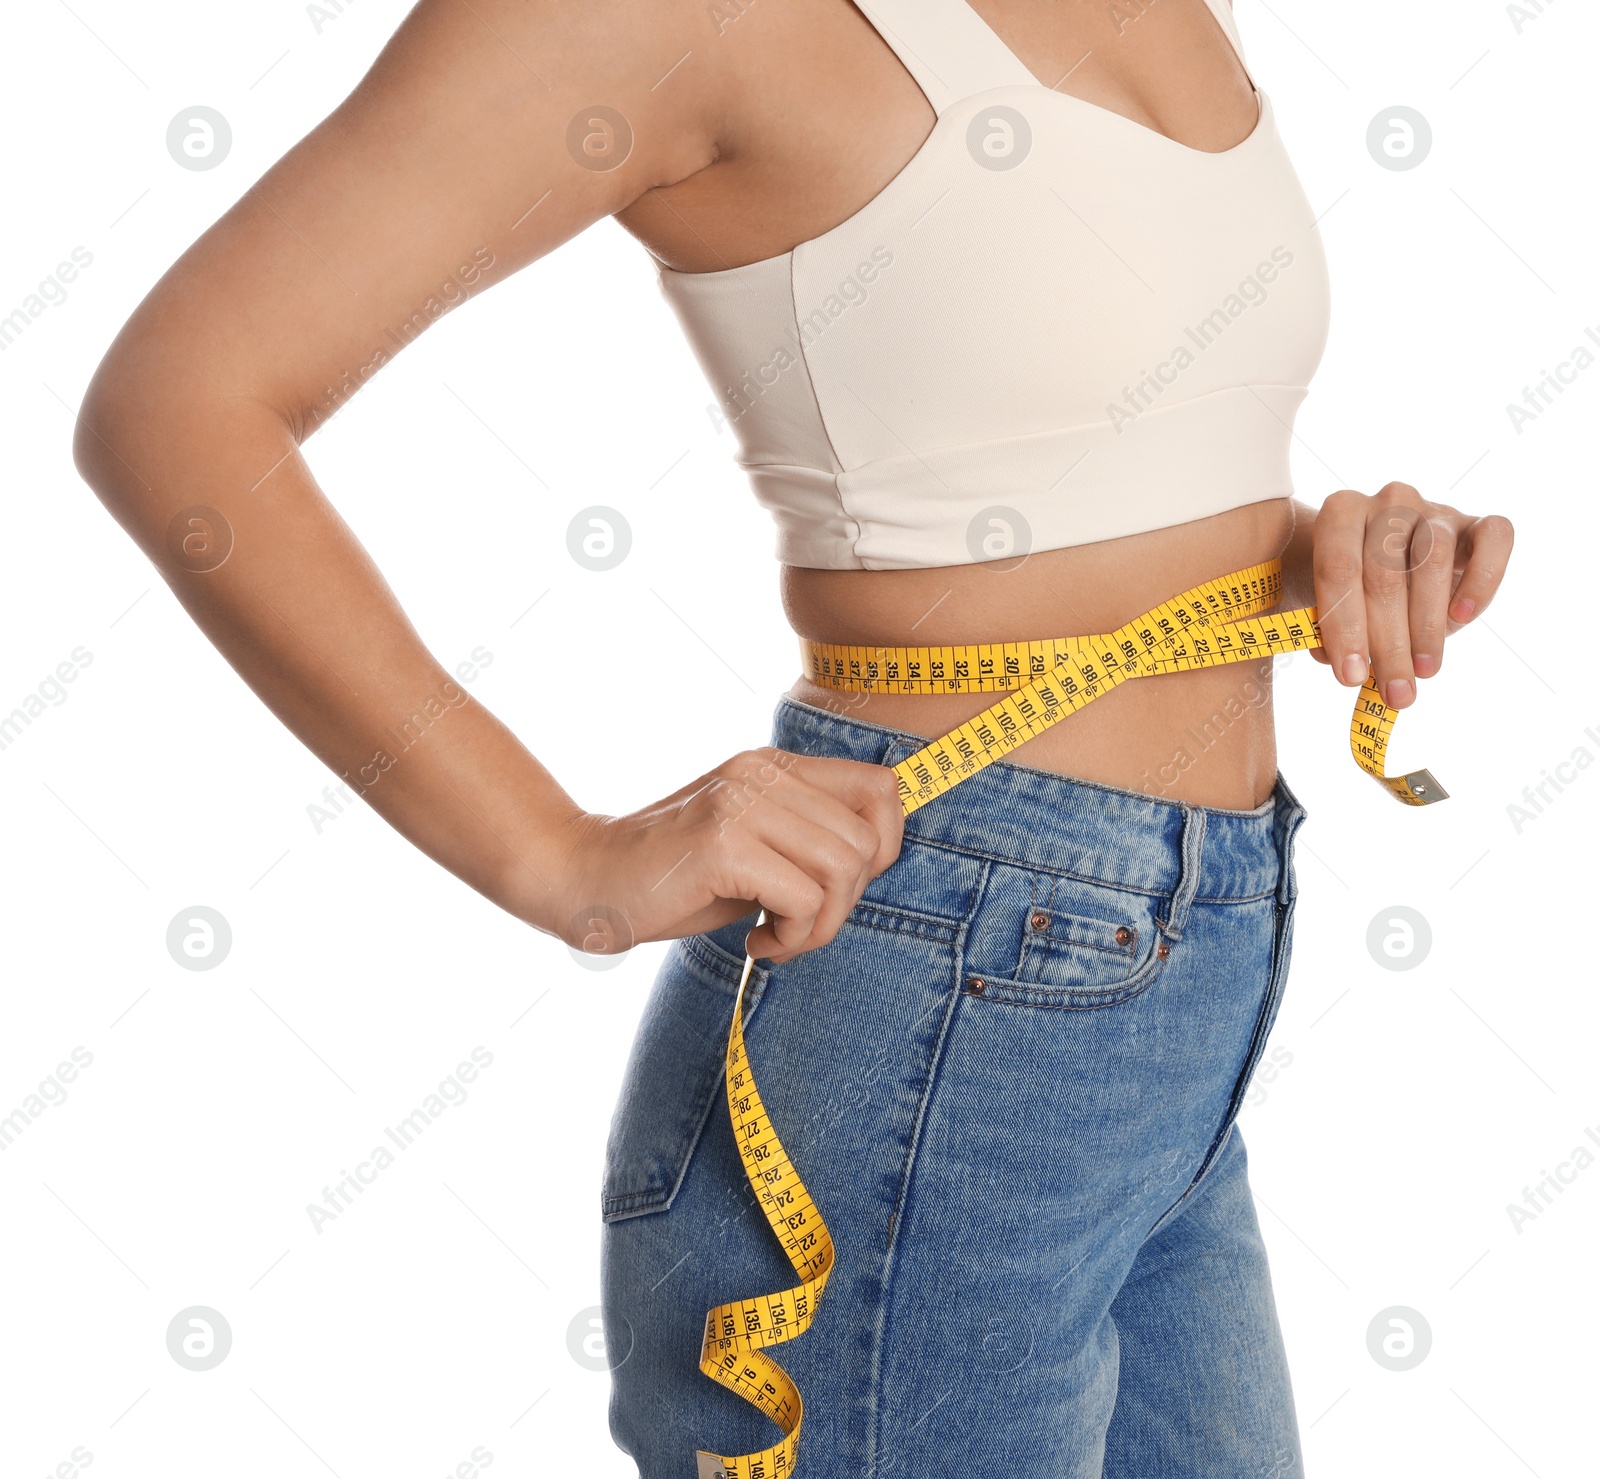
[851,765,907,877]
[708,749,903,879]
[747,926,823,963]
[784,755,906,874]
[739,757,907,960]
[756,764,887,868]
[1311,490,1372,686]
[761,818,880,952]
[1406,511,1463,679]
[1446,514,1515,630]
[699,750,900,960]
[708,832,827,957]
[1363,486,1424,709]
[746,914,807,961]
[734,801,876,958]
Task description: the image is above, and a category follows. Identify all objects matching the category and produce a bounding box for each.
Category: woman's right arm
[71,0,903,963]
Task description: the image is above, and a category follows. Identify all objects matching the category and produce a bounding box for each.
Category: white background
[2,1,1596,1476]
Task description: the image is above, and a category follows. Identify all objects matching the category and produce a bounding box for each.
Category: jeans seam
[957,961,1169,1012]
[963,926,1169,1010]
[875,831,1185,903]
[864,864,983,1479]
[848,902,964,942]
[1145,890,1296,1238]
[682,930,771,988]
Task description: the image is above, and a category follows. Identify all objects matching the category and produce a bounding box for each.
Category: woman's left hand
[1308,483,1514,709]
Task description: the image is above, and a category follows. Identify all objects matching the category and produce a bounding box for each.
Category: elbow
[72,391,118,499]
[72,352,150,509]
[71,353,201,570]
[72,350,307,581]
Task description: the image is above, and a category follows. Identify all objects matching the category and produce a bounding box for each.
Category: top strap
[849,0,1043,115]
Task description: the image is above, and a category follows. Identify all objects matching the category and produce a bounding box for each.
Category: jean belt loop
[1157,802,1206,943]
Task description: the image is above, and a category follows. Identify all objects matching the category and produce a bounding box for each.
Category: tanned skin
[74,0,1511,962]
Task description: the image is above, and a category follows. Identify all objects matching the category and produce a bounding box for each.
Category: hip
[599,695,1311,1470]
[602,694,1310,1230]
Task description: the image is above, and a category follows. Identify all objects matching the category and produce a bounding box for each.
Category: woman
[73,0,1511,1474]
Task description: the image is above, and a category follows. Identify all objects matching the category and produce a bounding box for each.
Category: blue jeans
[601,696,1309,1478]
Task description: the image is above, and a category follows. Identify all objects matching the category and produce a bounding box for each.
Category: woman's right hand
[554,748,905,965]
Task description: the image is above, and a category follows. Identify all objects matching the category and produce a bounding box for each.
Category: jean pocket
[600,927,771,1223]
[962,871,1167,1011]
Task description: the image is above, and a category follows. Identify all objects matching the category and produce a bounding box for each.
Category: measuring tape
[694,557,1444,1479]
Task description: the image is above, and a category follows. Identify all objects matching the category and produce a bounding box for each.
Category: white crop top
[656,0,1331,571]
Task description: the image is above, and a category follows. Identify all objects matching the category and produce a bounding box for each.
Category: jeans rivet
[1030,911,1049,931]
[1115,926,1133,946]
[1157,941,1171,961]
[966,977,986,995]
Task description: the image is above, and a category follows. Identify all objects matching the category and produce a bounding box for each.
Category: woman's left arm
[1278,486,1515,709]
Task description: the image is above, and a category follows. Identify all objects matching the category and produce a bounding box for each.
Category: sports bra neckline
[652,0,1330,572]
[660,0,1265,284]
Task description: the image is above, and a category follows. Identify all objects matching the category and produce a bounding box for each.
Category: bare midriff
[615,0,1302,812]
[782,498,1297,811]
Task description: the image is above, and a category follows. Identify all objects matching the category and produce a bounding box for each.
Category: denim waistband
[771,696,1306,907]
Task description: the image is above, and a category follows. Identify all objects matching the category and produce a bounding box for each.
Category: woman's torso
[614,0,1321,810]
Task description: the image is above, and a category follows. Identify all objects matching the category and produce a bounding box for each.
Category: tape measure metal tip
[1402,768,1449,805]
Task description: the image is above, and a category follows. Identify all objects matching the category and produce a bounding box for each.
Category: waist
[781,502,1294,808]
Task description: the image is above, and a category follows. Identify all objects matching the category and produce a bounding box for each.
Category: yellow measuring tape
[694,557,1443,1479]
